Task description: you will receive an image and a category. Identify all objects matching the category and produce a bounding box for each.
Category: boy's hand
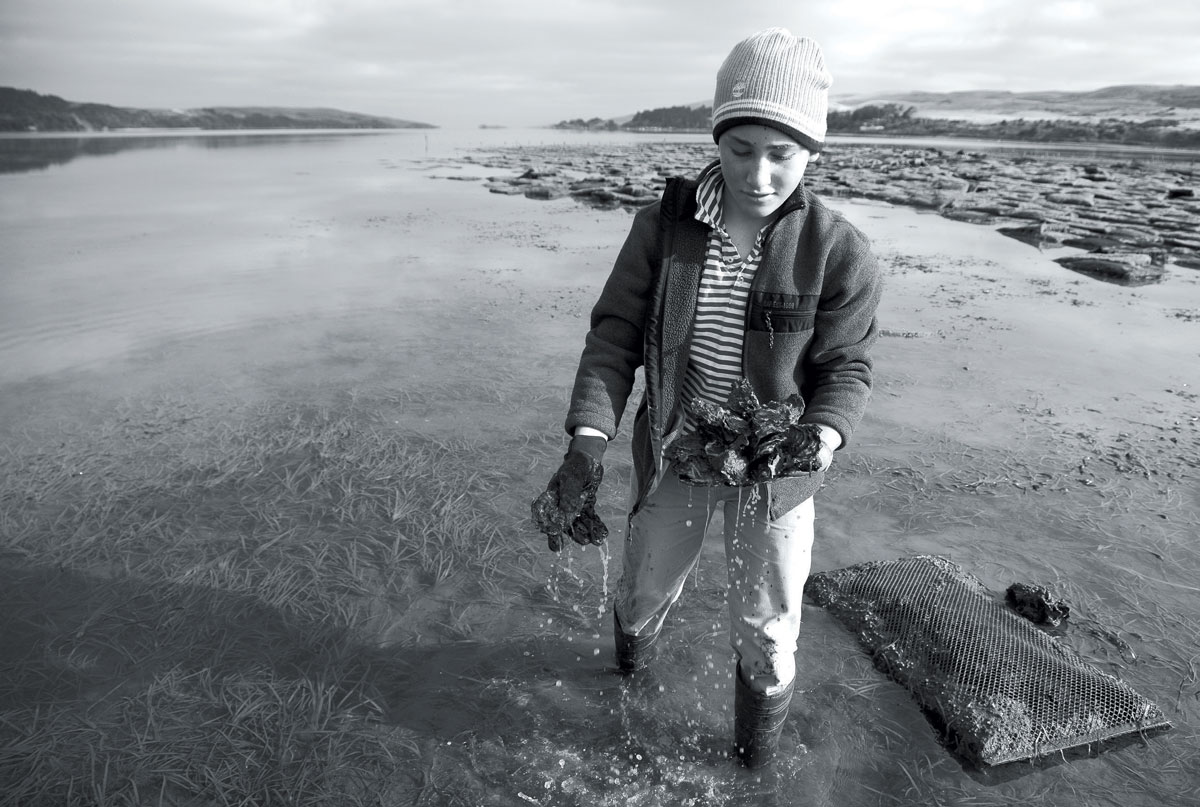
[531,435,607,551]
[568,499,608,548]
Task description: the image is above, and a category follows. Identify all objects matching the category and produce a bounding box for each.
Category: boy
[534,28,882,768]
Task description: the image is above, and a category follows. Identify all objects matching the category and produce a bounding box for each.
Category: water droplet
[685,519,693,527]
[597,540,611,619]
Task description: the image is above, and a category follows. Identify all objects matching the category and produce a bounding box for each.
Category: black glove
[531,435,608,552]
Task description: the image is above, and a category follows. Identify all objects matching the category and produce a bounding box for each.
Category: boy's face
[717,124,814,222]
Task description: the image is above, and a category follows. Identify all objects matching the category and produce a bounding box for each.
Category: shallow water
[1,129,1197,806]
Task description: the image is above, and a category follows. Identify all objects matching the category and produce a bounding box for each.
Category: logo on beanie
[731,80,747,99]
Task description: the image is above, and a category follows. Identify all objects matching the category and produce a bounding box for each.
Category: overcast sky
[2,0,1197,128]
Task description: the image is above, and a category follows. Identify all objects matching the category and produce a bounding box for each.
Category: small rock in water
[998,222,1066,248]
[1054,253,1166,286]
[1005,582,1070,626]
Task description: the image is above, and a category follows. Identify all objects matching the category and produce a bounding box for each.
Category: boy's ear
[809,151,821,163]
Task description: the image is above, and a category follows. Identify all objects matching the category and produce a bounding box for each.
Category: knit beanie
[712,28,832,153]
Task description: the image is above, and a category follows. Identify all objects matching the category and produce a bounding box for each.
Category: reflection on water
[0,130,398,174]
[0,129,455,384]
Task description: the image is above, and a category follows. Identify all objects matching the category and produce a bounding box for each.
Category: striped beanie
[712,28,832,153]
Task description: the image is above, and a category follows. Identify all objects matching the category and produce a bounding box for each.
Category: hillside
[553,85,1200,149]
[0,87,435,132]
[835,85,1200,125]
[554,102,710,132]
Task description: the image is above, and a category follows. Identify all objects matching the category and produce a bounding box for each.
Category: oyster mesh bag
[804,555,1171,766]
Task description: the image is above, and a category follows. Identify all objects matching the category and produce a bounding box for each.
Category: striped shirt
[680,163,765,430]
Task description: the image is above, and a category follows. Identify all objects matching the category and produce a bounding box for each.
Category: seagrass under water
[804,554,1171,767]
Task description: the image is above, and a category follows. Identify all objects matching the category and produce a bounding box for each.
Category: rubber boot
[734,665,794,769]
[613,610,659,675]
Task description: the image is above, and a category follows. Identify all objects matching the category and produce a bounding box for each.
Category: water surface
[1,129,1196,806]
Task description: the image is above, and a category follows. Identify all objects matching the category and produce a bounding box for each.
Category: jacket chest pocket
[747,292,817,333]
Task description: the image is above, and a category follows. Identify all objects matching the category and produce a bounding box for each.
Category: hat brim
[713,117,824,154]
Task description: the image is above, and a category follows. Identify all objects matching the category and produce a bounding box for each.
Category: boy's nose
[747,158,771,188]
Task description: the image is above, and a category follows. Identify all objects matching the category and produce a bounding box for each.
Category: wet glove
[531,435,608,552]
[567,499,608,548]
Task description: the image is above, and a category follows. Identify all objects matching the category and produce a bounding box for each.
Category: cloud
[825,0,1200,94]
[2,0,1198,127]
[1038,0,1100,22]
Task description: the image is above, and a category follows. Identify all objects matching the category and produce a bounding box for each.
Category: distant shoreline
[826,132,1200,160]
[0,127,413,139]
[553,94,1200,152]
[544,127,1200,157]
[0,86,436,133]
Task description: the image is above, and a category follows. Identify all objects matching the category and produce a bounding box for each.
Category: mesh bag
[804,555,1171,766]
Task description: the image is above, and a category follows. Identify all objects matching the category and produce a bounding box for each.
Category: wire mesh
[804,554,1171,766]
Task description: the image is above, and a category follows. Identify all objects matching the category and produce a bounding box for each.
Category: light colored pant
[614,468,815,695]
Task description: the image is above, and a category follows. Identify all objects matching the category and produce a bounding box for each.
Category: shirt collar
[694,161,725,229]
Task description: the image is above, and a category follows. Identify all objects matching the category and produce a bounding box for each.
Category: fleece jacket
[565,164,883,519]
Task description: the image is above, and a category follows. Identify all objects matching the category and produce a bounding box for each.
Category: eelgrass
[2,400,522,611]
[0,666,409,807]
[2,387,1196,805]
[0,397,540,805]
